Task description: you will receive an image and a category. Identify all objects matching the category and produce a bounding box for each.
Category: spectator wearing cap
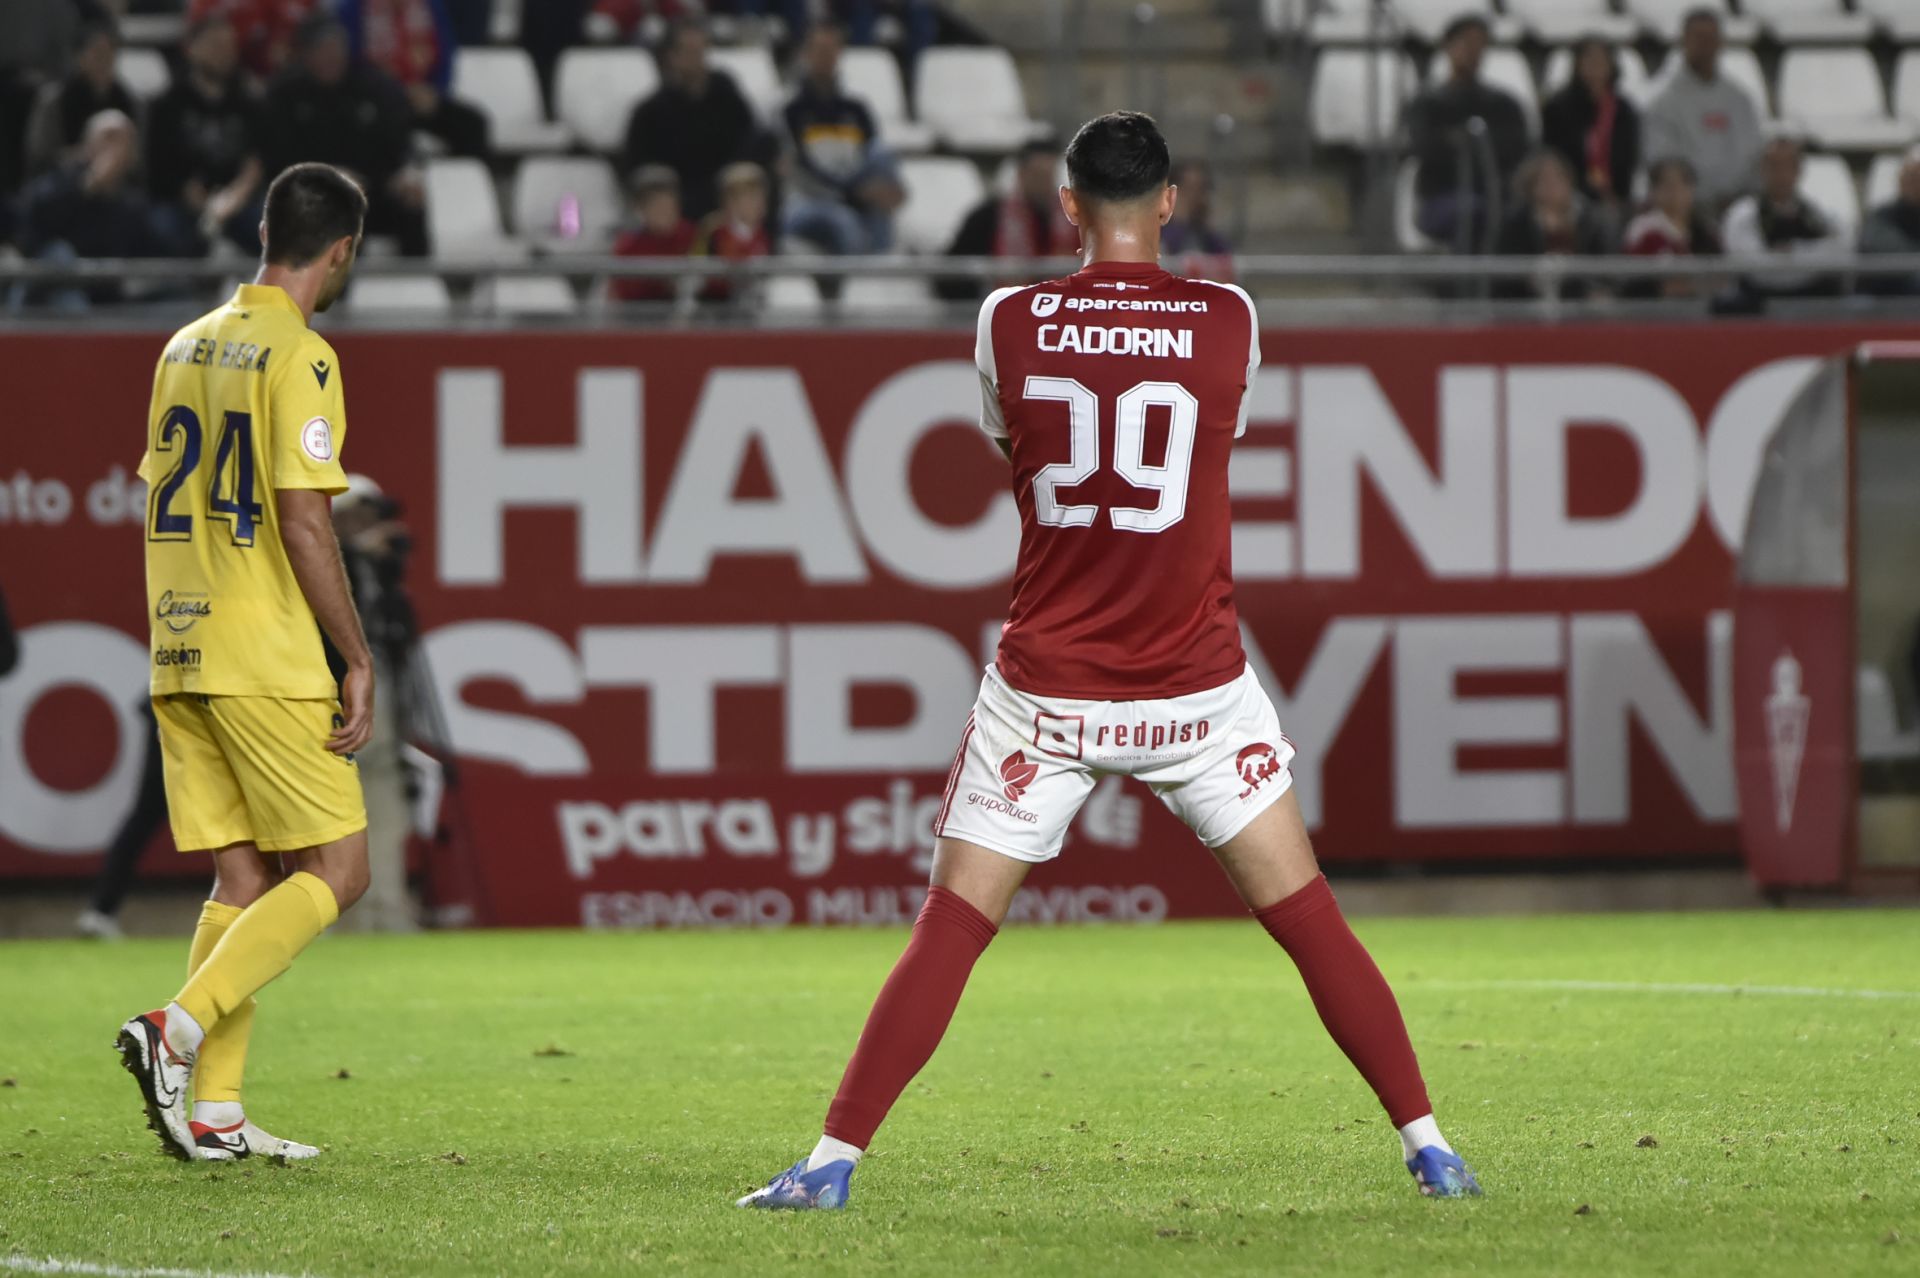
[336,0,492,160]
[260,14,427,254]
[1859,147,1920,295]
[23,13,143,180]
[699,161,772,302]
[1162,159,1233,279]
[936,138,1078,302]
[146,16,264,255]
[1541,37,1640,232]
[1491,150,1613,300]
[611,165,698,303]
[781,20,905,255]
[623,19,763,221]
[1621,155,1722,298]
[187,0,322,82]
[13,111,189,309]
[1403,13,1532,251]
[1720,134,1846,300]
[1643,7,1763,215]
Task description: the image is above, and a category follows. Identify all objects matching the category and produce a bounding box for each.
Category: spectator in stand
[0,0,82,194]
[260,14,426,254]
[336,0,491,160]
[624,19,761,221]
[23,13,142,180]
[936,138,1078,301]
[186,0,320,82]
[1541,36,1640,236]
[611,165,697,303]
[1403,13,1531,251]
[1644,8,1762,216]
[1858,147,1920,295]
[781,20,905,255]
[522,0,592,106]
[146,16,263,256]
[1162,159,1232,278]
[1491,150,1612,299]
[12,111,189,309]
[1622,155,1722,298]
[699,160,772,302]
[1721,134,1846,301]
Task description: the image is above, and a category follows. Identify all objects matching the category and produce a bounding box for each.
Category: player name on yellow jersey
[160,334,273,373]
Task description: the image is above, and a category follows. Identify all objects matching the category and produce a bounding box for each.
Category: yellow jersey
[141,283,350,699]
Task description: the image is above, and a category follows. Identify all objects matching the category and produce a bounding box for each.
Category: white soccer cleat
[192,1117,322,1161]
[76,908,125,941]
[115,1010,196,1160]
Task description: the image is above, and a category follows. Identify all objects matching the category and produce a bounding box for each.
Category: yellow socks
[186,900,254,1105]
[174,872,339,1036]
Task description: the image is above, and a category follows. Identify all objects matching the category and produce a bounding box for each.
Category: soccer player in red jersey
[740,111,1479,1209]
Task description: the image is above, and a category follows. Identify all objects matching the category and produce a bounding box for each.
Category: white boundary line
[2,1257,317,1278]
[1423,978,1920,1002]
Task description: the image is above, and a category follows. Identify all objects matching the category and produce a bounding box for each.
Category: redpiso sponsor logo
[1235,742,1283,800]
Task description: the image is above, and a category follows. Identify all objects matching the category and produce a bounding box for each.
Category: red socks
[823,886,998,1149]
[1255,875,1432,1128]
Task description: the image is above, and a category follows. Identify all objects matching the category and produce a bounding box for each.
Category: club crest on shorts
[999,751,1039,803]
[1235,743,1282,800]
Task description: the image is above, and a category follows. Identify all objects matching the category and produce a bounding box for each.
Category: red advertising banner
[2,321,1912,924]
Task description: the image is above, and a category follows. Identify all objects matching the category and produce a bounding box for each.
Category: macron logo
[311,359,330,389]
[1030,293,1061,317]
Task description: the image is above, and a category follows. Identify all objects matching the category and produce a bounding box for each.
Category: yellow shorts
[154,694,367,853]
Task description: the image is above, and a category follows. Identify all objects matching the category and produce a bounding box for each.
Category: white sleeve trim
[975,285,1023,440]
[1201,280,1261,438]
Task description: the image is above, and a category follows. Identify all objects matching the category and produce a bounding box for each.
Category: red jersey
[978,259,1259,700]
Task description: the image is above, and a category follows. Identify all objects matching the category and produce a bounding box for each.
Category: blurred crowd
[1408,8,1920,302]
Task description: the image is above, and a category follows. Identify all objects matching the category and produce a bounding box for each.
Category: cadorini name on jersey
[163,336,271,373]
[1037,323,1193,359]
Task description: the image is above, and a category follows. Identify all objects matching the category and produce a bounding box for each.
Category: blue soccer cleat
[1406,1145,1481,1197]
[736,1157,855,1210]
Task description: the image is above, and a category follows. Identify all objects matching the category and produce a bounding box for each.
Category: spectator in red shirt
[612,165,697,303]
[698,161,771,303]
[1622,155,1722,297]
[187,0,319,81]
[936,139,1078,301]
[336,0,491,160]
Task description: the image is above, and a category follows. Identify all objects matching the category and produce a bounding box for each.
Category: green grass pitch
[1,911,1915,1276]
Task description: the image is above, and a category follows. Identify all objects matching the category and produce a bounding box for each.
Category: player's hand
[331,664,376,755]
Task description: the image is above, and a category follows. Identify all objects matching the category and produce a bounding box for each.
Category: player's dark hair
[1064,111,1170,206]
[262,163,367,267]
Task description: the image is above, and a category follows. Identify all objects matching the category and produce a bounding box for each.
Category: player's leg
[1206,790,1478,1197]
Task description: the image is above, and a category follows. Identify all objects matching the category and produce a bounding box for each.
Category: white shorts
[934,664,1296,863]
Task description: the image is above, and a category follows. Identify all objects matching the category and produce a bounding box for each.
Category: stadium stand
[912,46,1043,153]
[895,155,987,255]
[1777,48,1909,153]
[423,157,526,260]
[343,274,455,316]
[1741,0,1873,43]
[1505,0,1637,43]
[450,46,570,154]
[1627,0,1758,43]
[1801,151,1864,242]
[1424,46,1542,137]
[114,45,170,101]
[839,46,934,154]
[1860,0,1920,41]
[510,156,625,255]
[1540,44,1654,109]
[553,47,660,154]
[708,43,786,123]
[1309,48,1419,149]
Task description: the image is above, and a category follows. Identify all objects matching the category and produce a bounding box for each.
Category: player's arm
[976,286,1020,464]
[279,488,374,754]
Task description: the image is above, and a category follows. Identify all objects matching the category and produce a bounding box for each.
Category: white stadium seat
[708,45,785,123]
[1894,52,1920,126]
[452,47,571,153]
[764,273,825,317]
[424,157,528,260]
[345,275,453,316]
[1865,152,1904,211]
[1777,49,1910,152]
[511,156,625,255]
[914,47,1046,153]
[1860,0,1920,40]
[1542,45,1654,110]
[1310,49,1420,149]
[895,156,987,255]
[1425,47,1540,137]
[1393,157,1440,253]
[1858,667,1920,760]
[839,272,934,314]
[1741,0,1872,42]
[1649,46,1773,119]
[1369,0,1498,42]
[1627,0,1757,43]
[554,47,659,153]
[840,47,933,154]
[1505,0,1637,42]
[479,275,578,316]
[1799,153,1861,243]
[115,47,169,99]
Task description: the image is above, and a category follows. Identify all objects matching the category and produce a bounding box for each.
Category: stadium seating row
[422,152,991,260]
[112,42,1046,160]
[338,267,928,317]
[1312,43,1920,150]
[1280,0,1920,44]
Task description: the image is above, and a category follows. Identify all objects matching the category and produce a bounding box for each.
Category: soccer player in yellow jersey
[116,163,378,1162]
